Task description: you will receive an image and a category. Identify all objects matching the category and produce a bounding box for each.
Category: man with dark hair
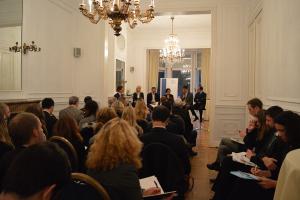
[140,105,191,175]
[114,86,124,100]
[181,85,198,120]
[247,98,263,116]
[146,87,160,108]
[0,113,46,189]
[194,85,207,122]
[59,96,83,124]
[41,98,57,138]
[0,142,71,200]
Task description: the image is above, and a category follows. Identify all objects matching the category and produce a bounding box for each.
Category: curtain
[147,49,160,91]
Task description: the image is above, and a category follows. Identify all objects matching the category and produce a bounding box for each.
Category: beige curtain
[147,49,160,91]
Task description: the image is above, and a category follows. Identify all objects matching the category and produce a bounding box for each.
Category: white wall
[247,0,300,113]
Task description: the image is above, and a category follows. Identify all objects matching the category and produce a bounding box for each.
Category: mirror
[0,0,22,91]
[116,59,125,89]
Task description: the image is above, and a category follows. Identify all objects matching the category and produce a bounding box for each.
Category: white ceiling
[134,14,211,31]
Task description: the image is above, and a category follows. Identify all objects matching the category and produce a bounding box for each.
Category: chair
[56,173,111,200]
[139,143,187,200]
[49,136,79,171]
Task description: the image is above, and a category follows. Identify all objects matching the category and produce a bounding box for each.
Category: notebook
[230,171,259,181]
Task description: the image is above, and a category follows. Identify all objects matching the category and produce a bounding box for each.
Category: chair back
[71,173,111,200]
[140,143,186,199]
[49,136,78,171]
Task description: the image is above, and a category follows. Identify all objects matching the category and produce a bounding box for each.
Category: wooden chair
[49,136,79,171]
[71,173,111,200]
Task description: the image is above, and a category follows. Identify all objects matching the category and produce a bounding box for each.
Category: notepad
[230,152,257,167]
[140,176,177,199]
[230,171,259,181]
[230,137,245,145]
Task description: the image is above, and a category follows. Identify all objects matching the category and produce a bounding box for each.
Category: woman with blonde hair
[122,106,143,136]
[0,107,13,146]
[87,118,161,200]
[111,100,125,118]
[134,100,151,133]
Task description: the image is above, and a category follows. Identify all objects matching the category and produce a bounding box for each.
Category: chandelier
[160,17,185,63]
[79,0,155,36]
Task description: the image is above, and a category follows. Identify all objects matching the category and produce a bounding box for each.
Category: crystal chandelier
[160,17,185,63]
[79,0,155,36]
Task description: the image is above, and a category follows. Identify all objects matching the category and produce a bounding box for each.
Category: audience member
[0,142,71,200]
[41,98,57,138]
[134,100,151,133]
[59,96,83,124]
[87,118,160,200]
[80,96,93,114]
[0,104,10,125]
[53,116,86,172]
[0,113,46,188]
[79,100,99,130]
[122,106,143,136]
[193,85,206,122]
[114,86,124,100]
[207,98,263,170]
[146,87,160,108]
[25,104,48,137]
[132,86,144,107]
[140,106,191,175]
[0,108,12,146]
[111,100,125,118]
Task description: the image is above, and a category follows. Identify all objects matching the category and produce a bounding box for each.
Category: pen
[154,180,158,188]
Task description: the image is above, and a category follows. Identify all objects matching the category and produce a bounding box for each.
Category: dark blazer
[194,91,206,110]
[146,92,160,105]
[132,92,144,102]
[181,92,193,106]
[114,92,121,100]
[88,164,142,200]
[140,127,191,175]
[43,111,57,138]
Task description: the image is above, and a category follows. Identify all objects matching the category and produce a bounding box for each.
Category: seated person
[80,96,93,113]
[0,142,71,200]
[53,116,86,172]
[122,106,143,136]
[0,106,12,146]
[0,112,47,188]
[59,96,84,124]
[111,101,125,118]
[134,100,151,134]
[207,98,263,170]
[132,86,144,107]
[79,100,99,130]
[114,86,124,100]
[146,86,160,108]
[41,98,57,138]
[140,106,191,175]
[164,88,174,109]
[25,104,49,137]
[86,118,161,200]
[212,111,300,200]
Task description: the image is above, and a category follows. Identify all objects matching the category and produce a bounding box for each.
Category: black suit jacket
[43,111,57,138]
[140,127,191,174]
[114,93,121,99]
[194,91,206,110]
[146,92,160,105]
[132,92,144,102]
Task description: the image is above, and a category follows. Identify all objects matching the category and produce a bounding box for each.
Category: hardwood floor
[186,121,217,200]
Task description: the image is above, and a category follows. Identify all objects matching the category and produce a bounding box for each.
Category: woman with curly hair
[86,118,160,200]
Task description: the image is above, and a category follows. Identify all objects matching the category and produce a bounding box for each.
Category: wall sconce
[23,41,41,54]
[9,42,22,53]
[9,41,41,54]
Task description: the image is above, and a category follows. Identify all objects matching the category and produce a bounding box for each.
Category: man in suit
[114,85,125,100]
[180,85,198,120]
[132,85,144,107]
[194,85,207,123]
[146,87,160,108]
[41,98,57,138]
[140,105,191,175]
[59,96,83,124]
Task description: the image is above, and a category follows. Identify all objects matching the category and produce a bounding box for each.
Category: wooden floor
[186,121,217,200]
